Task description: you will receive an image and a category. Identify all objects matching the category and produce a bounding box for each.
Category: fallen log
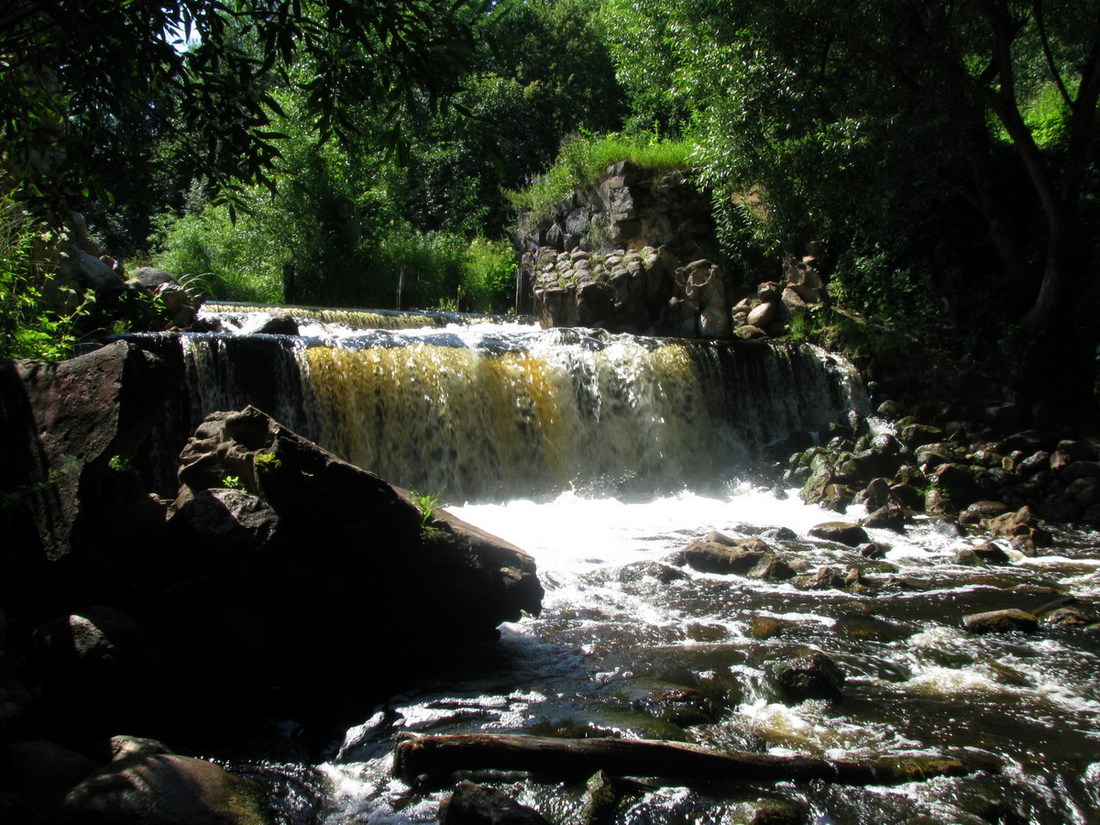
[393,733,998,789]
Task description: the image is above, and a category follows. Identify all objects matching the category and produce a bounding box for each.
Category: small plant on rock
[411,488,444,531]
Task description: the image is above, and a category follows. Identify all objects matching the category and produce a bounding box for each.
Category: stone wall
[518,161,729,338]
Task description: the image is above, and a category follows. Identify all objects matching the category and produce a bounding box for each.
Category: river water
[179,307,1100,824]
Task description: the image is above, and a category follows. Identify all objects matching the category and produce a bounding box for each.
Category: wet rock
[440,780,551,825]
[749,617,787,639]
[1042,606,1093,628]
[862,502,908,533]
[820,483,856,512]
[988,506,1052,547]
[808,522,869,547]
[900,423,944,451]
[56,753,268,825]
[254,314,299,335]
[796,566,847,591]
[742,797,808,825]
[762,526,798,541]
[768,651,846,704]
[953,548,986,567]
[681,539,794,580]
[618,561,689,584]
[858,542,889,560]
[580,771,619,825]
[924,487,956,516]
[962,609,1038,634]
[960,500,1011,525]
[971,542,1011,565]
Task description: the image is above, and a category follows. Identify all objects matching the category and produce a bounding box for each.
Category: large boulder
[159,407,545,719]
[56,753,269,825]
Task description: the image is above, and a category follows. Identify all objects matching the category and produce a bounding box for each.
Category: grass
[507,132,696,218]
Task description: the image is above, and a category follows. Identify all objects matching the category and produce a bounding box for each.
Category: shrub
[0,193,84,359]
[461,237,516,312]
[507,131,695,217]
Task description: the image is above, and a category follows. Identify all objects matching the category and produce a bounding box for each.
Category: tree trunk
[392,733,998,790]
[1022,215,1074,330]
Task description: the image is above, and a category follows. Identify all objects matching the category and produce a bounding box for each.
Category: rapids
[164,306,1100,824]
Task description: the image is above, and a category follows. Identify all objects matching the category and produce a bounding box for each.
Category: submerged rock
[808,522,870,547]
[768,651,846,704]
[962,609,1039,634]
[440,781,550,825]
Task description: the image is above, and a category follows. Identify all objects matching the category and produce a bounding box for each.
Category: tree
[0,0,485,222]
[600,0,1100,334]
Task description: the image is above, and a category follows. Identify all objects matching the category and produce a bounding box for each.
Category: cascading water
[162,319,863,499]
[135,306,1100,824]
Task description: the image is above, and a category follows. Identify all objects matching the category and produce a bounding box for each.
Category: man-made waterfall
[135,307,1100,824]
[162,319,863,498]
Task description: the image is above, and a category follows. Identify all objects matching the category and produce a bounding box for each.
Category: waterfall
[149,321,865,500]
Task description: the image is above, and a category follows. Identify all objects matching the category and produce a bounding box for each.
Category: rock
[899,423,944,450]
[930,464,981,509]
[76,252,124,289]
[580,770,619,825]
[742,797,808,825]
[2,341,165,567]
[971,542,1011,564]
[1042,606,1093,628]
[167,487,281,555]
[680,540,794,580]
[56,753,269,825]
[440,781,550,825]
[962,609,1038,634]
[109,735,173,761]
[1,740,97,813]
[1019,451,1052,479]
[130,266,176,288]
[808,522,869,547]
[862,503,908,533]
[618,562,689,584]
[32,606,158,719]
[988,506,1052,546]
[747,301,778,328]
[960,500,1010,524]
[796,566,847,590]
[254,314,299,336]
[768,651,846,704]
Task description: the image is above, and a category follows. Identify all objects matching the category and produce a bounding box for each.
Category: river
[175,306,1100,824]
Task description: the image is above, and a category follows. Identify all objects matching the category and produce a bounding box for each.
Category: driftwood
[393,733,998,789]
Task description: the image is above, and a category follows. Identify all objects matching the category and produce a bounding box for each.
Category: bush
[507,131,695,218]
[461,238,516,312]
[0,194,83,359]
[152,201,285,305]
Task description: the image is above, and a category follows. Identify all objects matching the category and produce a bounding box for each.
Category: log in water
[392,732,998,789]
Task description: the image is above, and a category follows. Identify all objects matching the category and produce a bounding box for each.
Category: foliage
[153,200,284,304]
[0,193,84,359]
[0,0,486,222]
[507,131,695,217]
[461,238,516,312]
[411,488,444,530]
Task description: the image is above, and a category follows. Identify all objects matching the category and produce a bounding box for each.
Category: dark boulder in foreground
[56,752,268,825]
[0,342,544,742]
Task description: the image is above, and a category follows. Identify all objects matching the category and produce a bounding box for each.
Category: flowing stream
[147,306,1100,824]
